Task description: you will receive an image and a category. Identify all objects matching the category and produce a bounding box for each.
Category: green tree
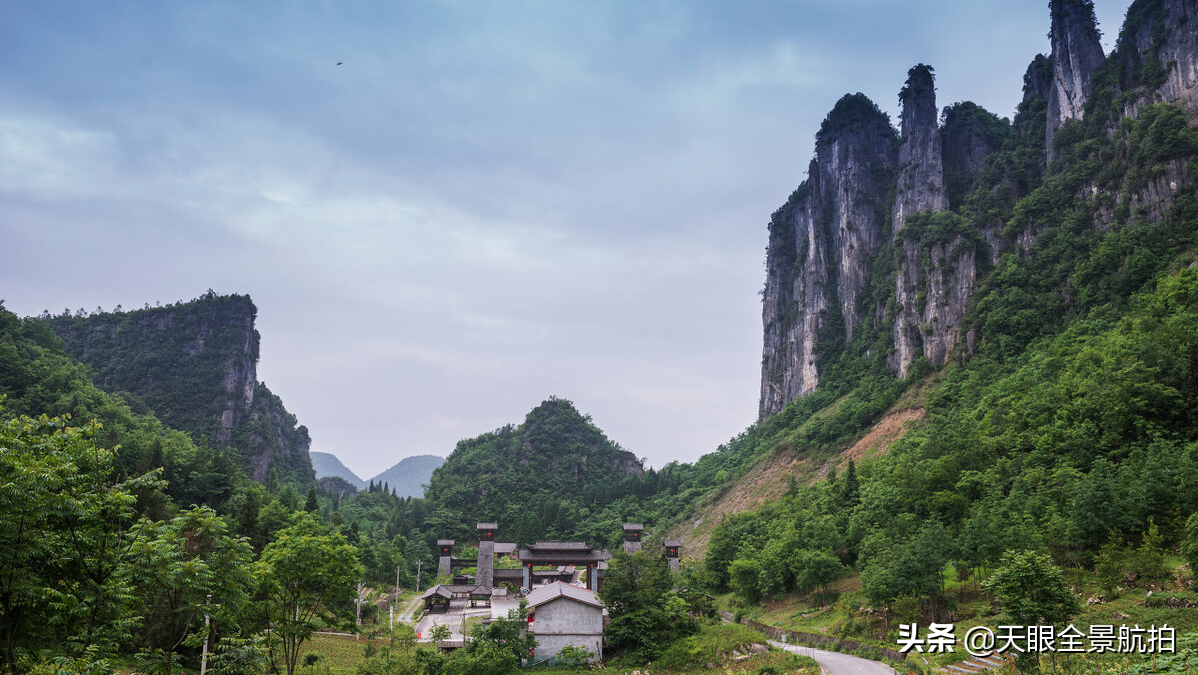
[0,413,163,673]
[1183,513,1198,589]
[555,644,593,671]
[983,550,1080,673]
[428,623,451,642]
[132,506,254,675]
[728,558,763,604]
[601,552,697,663]
[438,601,534,674]
[258,514,363,675]
[792,549,844,594]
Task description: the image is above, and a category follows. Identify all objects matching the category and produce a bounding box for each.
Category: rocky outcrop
[760,94,897,418]
[941,102,1007,210]
[1046,0,1106,158]
[892,65,948,235]
[47,293,314,485]
[894,236,977,377]
[890,67,976,378]
[1117,0,1198,113]
[758,1,1198,418]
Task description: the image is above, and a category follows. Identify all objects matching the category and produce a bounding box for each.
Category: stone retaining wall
[719,610,908,662]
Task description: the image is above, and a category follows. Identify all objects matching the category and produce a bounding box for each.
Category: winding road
[769,639,897,675]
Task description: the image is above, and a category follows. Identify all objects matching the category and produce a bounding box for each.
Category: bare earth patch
[843,407,925,462]
[666,451,815,562]
[668,407,926,562]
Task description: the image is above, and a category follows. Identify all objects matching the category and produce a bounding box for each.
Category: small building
[622,523,644,554]
[526,582,604,663]
[421,585,452,614]
[664,540,682,572]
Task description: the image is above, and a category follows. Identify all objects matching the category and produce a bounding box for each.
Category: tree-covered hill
[44,292,314,486]
[643,1,1198,667]
[423,397,648,544]
[0,302,245,511]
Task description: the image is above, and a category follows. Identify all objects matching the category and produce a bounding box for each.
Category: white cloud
[0,115,120,199]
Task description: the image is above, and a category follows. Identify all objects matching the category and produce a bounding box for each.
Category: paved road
[769,639,896,675]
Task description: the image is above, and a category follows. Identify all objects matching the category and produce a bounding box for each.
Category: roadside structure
[526,581,604,663]
[517,541,611,591]
[664,540,682,572]
[622,523,643,554]
[421,585,452,614]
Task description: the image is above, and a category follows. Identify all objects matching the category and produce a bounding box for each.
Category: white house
[526,581,604,662]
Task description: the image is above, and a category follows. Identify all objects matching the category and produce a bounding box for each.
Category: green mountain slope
[650,0,1198,657]
[44,292,314,485]
[0,303,244,510]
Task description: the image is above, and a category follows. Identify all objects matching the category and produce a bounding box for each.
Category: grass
[298,633,390,675]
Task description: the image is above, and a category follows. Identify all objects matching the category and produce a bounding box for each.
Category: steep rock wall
[1116,0,1198,114]
[1046,0,1106,158]
[892,65,949,235]
[941,102,1008,211]
[758,0,1198,419]
[890,66,977,377]
[759,95,897,418]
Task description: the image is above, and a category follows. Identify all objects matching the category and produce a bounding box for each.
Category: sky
[1,0,1133,479]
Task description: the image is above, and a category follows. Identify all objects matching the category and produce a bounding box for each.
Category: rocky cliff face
[1046,0,1106,158]
[941,102,1008,210]
[47,293,314,485]
[758,0,1198,419]
[759,94,897,418]
[1117,0,1198,113]
[892,65,949,234]
[889,66,976,378]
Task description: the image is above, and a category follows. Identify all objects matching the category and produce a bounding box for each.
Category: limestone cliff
[47,293,314,485]
[890,66,976,378]
[759,94,897,418]
[1114,0,1198,113]
[756,0,1198,428]
[1046,0,1105,158]
[891,65,948,235]
[941,102,1008,211]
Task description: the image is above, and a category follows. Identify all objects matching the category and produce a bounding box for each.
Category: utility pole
[355,582,363,638]
[200,594,212,675]
[393,564,401,630]
[416,560,423,592]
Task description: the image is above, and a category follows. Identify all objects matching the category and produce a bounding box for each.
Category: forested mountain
[44,292,314,485]
[423,397,648,545]
[0,303,246,512]
[367,454,444,498]
[655,0,1198,645]
[312,451,366,489]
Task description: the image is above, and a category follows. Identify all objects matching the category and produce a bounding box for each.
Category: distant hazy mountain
[311,452,365,490]
[368,455,444,498]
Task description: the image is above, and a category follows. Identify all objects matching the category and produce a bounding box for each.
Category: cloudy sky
[1,0,1132,479]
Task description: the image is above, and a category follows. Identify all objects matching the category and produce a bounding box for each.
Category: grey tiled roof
[526,581,602,609]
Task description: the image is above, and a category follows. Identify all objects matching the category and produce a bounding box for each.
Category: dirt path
[398,595,424,625]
